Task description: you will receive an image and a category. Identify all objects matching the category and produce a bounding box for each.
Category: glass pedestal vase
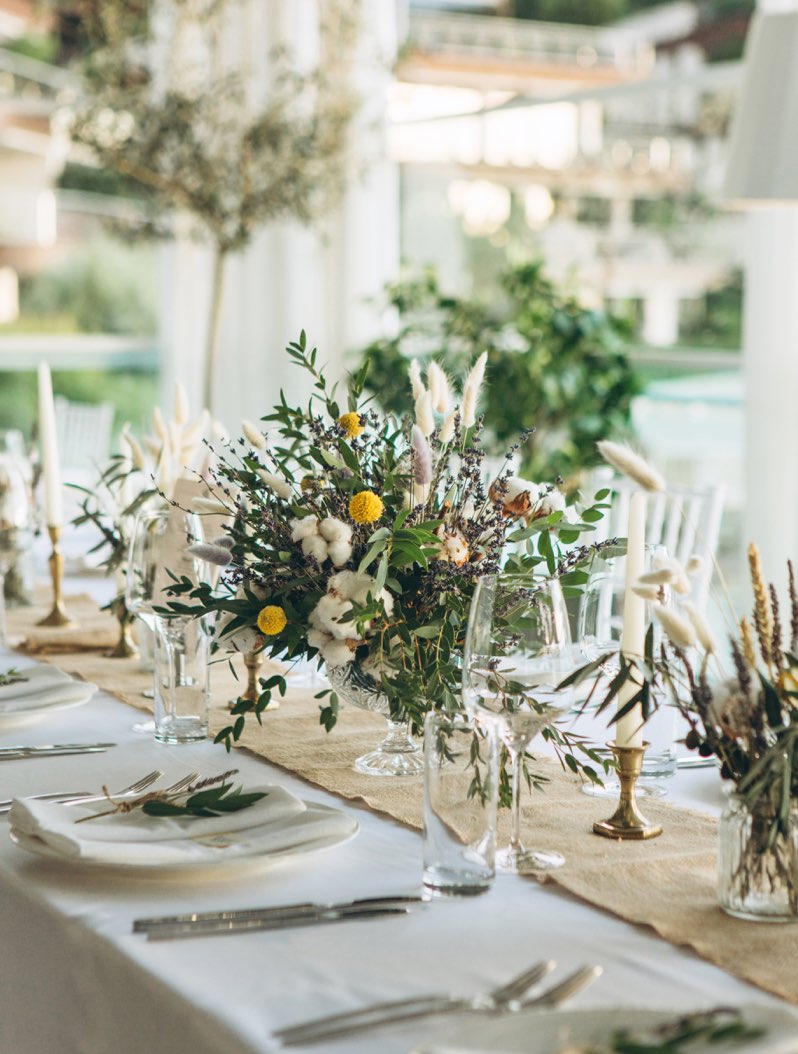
[718,794,798,923]
[326,662,423,777]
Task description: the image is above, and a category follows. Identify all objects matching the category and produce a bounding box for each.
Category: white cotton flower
[535,489,566,517]
[652,602,696,650]
[596,440,665,493]
[242,419,268,450]
[327,540,353,567]
[327,570,359,599]
[174,382,189,426]
[217,615,263,654]
[408,358,426,401]
[313,594,353,639]
[415,391,435,438]
[504,477,539,503]
[439,409,456,444]
[290,517,320,542]
[258,469,293,500]
[319,637,355,668]
[301,533,329,563]
[683,601,717,655]
[437,530,469,566]
[319,517,352,545]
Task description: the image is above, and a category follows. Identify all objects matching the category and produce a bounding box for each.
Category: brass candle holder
[227,650,280,712]
[593,741,663,841]
[36,525,75,628]
[106,601,138,660]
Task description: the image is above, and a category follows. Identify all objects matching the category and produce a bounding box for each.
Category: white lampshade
[724,10,798,204]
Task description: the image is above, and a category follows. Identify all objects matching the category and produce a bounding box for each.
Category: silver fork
[0,770,164,814]
[277,965,601,1047]
[273,961,556,1045]
[64,771,199,807]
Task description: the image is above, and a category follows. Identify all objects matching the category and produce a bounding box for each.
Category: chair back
[54,397,114,474]
[588,470,725,611]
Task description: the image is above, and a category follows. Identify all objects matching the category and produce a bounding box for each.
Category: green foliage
[168,334,612,795]
[356,263,640,482]
[142,783,267,819]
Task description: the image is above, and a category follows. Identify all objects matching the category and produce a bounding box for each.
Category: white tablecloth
[0,648,793,1054]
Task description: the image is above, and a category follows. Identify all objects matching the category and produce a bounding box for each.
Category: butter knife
[0,742,116,759]
[143,903,415,941]
[134,894,423,933]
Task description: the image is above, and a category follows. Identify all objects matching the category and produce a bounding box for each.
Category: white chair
[587,470,725,612]
[53,397,114,475]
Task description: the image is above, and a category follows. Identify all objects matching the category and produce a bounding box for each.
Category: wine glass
[0,458,33,647]
[463,573,575,873]
[125,502,203,733]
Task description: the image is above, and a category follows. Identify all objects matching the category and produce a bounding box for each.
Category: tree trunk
[203,246,228,413]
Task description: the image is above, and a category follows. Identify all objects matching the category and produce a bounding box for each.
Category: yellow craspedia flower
[338,412,364,439]
[349,490,384,524]
[257,605,287,636]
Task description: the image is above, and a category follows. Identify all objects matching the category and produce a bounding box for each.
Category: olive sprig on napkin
[75,770,267,823]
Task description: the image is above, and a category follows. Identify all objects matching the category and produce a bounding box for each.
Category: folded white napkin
[10,784,307,860]
[0,665,71,702]
[0,680,98,714]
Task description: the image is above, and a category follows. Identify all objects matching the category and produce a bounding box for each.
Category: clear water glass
[423,711,499,897]
[153,615,210,744]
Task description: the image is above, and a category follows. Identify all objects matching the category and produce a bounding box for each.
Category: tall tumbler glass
[154,615,210,744]
[423,712,499,898]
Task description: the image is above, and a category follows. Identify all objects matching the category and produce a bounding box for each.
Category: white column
[642,290,680,347]
[158,0,400,430]
[741,208,798,591]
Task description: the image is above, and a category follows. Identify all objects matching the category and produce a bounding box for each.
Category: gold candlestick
[228,649,280,712]
[36,525,75,628]
[242,649,263,703]
[593,741,663,841]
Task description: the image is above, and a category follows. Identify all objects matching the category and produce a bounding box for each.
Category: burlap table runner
[7,593,798,1006]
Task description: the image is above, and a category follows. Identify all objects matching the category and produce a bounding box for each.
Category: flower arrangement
[567,438,798,915]
[166,333,612,788]
[71,387,216,655]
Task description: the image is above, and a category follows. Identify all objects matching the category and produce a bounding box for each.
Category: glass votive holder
[153,616,210,744]
[423,711,499,898]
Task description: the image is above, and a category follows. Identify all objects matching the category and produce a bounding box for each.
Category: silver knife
[134,894,423,933]
[0,743,116,759]
[0,790,92,811]
[144,903,415,941]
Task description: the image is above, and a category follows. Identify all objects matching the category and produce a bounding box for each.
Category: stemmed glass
[0,458,33,647]
[125,502,204,735]
[463,574,575,873]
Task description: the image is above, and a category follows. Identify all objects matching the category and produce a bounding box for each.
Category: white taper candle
[616,490,646,748]
[37,363,62,527]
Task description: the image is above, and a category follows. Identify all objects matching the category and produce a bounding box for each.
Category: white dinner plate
[414,1004,798,1054]
[0,665,72,701]
[0,680,98,723]
[9,802,359,875]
